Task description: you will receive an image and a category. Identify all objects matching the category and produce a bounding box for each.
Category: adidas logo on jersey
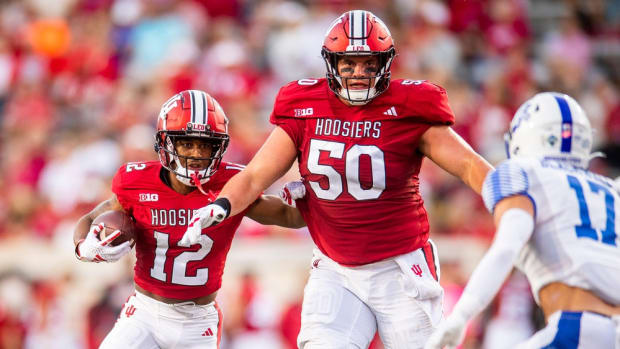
[383,106,397,116]
[201,328,214,336]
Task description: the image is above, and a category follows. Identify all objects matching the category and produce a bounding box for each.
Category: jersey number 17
[567,175,617,246]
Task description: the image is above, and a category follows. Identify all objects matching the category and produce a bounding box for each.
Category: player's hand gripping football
[424,312,468,349]
[179,199,230,247]
[279,180,306,207]
[75,223,132,262]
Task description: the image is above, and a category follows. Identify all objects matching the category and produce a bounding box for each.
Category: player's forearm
[453,208,534,320]
[220,171,271,217]
[420,126,493,194]
[248,195,306,228]
[452,239,518,320]
[73,197,122,245]
[74,215,94,245]
[220,127,298,216]
[463,153,493,195]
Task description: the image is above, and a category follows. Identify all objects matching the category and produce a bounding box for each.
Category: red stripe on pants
[215,301,223,348]
[422,242,438,281]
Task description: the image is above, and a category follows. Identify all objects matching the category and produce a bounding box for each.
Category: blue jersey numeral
[567,175,617,246]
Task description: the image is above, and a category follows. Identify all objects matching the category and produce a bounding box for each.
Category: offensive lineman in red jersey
[182,10,493,349]
[72,90,305,349]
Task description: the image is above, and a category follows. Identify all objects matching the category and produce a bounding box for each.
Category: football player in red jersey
[183,10,494,349]
[72,90,305,349]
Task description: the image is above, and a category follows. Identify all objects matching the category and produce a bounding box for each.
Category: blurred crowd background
[0,0,618,348]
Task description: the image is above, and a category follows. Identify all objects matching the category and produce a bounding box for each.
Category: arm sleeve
[482,161,530,213]
[450,208,534,320]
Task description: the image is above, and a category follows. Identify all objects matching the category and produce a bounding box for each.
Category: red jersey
[112,160,248,299]
[270,78,454,265]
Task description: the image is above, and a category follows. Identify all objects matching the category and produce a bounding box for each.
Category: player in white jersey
[426,92,620,349]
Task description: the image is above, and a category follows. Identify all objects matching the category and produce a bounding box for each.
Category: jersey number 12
[150,231,214,285]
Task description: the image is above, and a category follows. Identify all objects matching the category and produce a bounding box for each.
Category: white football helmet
[505,92,594,168]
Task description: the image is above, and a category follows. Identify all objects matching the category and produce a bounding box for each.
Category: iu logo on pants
[125,305,136,317]
[411,264,423,277]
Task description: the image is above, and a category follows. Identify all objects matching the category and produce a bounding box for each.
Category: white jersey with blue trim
[482,157,620,305]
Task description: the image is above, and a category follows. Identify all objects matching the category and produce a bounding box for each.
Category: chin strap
[190,173,210,196]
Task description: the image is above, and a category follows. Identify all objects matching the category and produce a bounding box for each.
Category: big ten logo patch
[140,193,159,202]
[295,107,314,117]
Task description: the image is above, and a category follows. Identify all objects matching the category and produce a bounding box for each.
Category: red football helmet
[155,90,229,187]
[322,10,396,105]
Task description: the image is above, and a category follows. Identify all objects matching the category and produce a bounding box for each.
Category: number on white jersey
[307,139,385,200]
[567,175,617,246]
[150,231,214,286]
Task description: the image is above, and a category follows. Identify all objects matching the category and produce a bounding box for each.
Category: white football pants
[298,241,443,349]
[515,311,618,349]
[99,290,222,349]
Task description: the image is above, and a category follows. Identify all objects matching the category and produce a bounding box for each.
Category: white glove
[76,223,132,263]
[179,199,230,247]
[424,312,468,349]
[279,180,306,207]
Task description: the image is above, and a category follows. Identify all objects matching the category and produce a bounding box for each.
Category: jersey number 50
[307,139,385,200]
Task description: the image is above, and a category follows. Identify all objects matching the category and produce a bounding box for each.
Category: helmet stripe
[352,10,363,46]
[349,11,354,46]
[554,95,573,153]
[190,90,196,123]
[361,11,366,46]
[200,92,207,124]
[194,90,204,124]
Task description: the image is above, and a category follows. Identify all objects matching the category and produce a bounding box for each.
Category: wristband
[213,198,231,218]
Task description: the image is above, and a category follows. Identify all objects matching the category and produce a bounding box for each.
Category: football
[92,210,136,247]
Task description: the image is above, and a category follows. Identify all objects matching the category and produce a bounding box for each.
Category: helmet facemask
[156,132,229,187]
[322,48,395,105]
